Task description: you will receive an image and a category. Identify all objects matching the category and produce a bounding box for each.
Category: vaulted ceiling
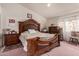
[20,3,79,19]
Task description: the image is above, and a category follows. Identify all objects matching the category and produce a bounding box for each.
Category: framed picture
[27,13,32,19]
[9,19,15,23]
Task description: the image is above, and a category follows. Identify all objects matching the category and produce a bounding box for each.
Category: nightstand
[4,33,20,46]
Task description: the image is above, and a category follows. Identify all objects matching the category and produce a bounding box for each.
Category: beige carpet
[0,41,79,56]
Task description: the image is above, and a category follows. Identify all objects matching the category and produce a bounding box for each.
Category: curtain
[58,16,79,41]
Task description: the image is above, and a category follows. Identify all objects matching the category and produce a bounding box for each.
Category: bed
[19,19,60,56]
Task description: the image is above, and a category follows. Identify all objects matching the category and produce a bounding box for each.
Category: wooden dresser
[49,26,63,41]
[4,33,20,46]
[49,26,59,34]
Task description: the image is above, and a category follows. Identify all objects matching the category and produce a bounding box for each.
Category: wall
[0,4,2,33]
[0,5,3,47]
[55,11,79,23]
[46,11,79,28]
[1,3,47,33]
[0,5,2,14]
[45,18,58,29]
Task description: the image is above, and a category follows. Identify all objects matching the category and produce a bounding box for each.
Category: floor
[0,41,79,56]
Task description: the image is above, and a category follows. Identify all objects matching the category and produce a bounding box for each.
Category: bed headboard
[19,19,40,34]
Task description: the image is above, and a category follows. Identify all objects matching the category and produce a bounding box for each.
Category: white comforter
[19,31,55,52]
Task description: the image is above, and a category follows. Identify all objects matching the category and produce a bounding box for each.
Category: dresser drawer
[49,26,59,33]
[5,40,18,46]
[4,34,19,46]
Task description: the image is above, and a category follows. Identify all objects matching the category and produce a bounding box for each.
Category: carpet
[0,41,79,56]
[3,43,23,52]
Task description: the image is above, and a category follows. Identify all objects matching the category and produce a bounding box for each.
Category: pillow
[28,29,37,34]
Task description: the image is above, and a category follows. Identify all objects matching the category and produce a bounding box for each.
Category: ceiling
[20,3,79,19]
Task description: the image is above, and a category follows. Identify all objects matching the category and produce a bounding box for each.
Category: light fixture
[47,3,51,7]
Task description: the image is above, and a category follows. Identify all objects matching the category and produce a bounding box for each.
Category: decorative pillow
[28,29,37,34]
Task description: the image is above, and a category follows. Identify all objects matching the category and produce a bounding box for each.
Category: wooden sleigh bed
[19,19,60,56]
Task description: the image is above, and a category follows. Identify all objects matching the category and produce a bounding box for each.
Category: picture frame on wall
[9,19,15,23]
[27,13,32,19]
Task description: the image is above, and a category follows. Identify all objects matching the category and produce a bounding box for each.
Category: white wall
[55,11,79,23]
[46,18,58,28]
[45,11,79,28]
[0,5,2,14]
[0,5,2,47]
[1,3,47,33]
[0,4,2,33]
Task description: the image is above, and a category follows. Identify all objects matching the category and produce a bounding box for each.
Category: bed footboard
[27,34,60,56]
[27,37,39,56]
[35,34,60,56]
